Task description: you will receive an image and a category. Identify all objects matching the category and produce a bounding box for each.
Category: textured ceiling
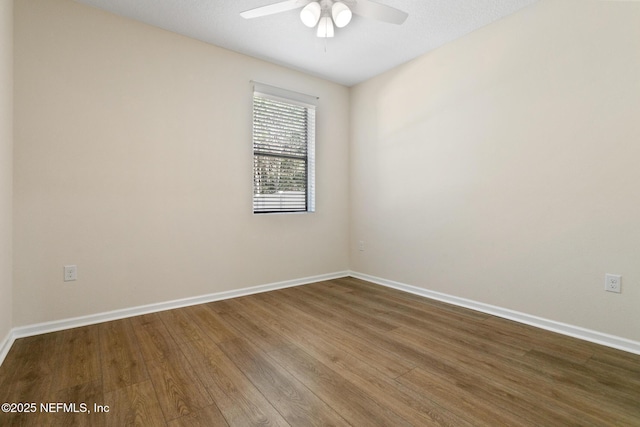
[75,0,539,86]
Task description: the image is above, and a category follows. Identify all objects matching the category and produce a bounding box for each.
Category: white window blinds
[252,84,316,214]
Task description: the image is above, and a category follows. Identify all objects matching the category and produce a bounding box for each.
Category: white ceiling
[75,0,539,87]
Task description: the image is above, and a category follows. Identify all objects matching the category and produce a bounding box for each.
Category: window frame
[252,83,316,215]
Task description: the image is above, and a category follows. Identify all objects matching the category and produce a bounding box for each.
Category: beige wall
[350,0,640,341]
[0,0,12,340]
[13,0,349,326]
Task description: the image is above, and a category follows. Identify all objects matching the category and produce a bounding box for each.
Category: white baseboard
[349,271,640,356]
[0,330,12,368]
[3,269,638,366]
[0,271,349,366]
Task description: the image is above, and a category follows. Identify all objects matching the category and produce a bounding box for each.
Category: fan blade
[351,0,408,25]
[240,0,312,19]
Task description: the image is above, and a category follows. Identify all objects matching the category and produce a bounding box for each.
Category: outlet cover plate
[605,274,621,293]
[64,265,77,282]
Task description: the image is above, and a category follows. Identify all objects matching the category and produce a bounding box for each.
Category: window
[252,83,316,214]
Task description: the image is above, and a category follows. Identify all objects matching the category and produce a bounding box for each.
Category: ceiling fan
[241,0,408,38]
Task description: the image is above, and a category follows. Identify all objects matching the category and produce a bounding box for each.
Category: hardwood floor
[1,277,639,426]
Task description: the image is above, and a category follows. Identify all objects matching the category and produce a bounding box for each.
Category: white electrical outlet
[64,265,77,282]
[358,240,365,251]
[605,274,621,293]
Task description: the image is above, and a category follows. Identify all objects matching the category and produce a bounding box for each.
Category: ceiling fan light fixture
[331,2,352,28]
[300,2,321,28]
[317,15,334,38]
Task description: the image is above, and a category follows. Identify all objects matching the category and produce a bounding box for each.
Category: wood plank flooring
[1,277,639,426]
